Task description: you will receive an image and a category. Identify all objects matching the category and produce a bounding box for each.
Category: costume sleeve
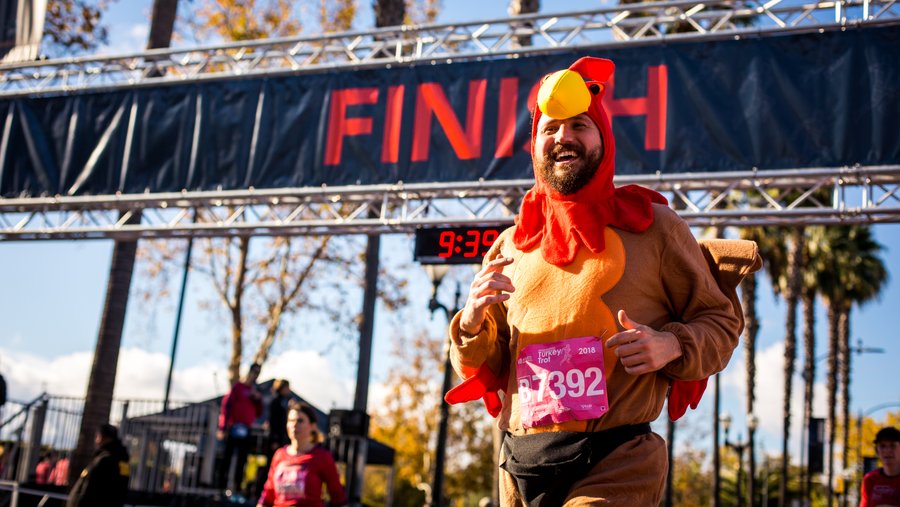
[449,232,512,381]
[320,451,347,506]
[257,449,280,506]
[657,214,742,380]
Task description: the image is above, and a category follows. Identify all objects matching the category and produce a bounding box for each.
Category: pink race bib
[516,336,609,428]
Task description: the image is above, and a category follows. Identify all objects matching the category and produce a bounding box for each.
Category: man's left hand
[606,310,682,375]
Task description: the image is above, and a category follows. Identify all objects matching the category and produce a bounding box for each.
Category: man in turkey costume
[445,57,762,506]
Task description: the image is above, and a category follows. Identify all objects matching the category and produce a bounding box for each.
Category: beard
[537,142,604,195]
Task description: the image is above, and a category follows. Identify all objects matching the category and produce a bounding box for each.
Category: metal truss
[1,0,898,98]
[1,166,898,241]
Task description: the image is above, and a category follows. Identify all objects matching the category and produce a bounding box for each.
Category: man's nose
[554,124,577,143]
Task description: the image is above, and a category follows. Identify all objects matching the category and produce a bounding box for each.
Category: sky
[2,0,899,472]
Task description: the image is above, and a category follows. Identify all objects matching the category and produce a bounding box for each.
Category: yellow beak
[537,69,591,120]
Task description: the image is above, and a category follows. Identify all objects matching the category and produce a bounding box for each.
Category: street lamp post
[721,413,759,507]
[424,265,462,507]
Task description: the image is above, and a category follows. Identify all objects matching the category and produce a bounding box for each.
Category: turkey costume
[446,57,762,506]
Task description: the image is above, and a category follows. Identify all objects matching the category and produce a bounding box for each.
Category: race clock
[414,225,505,264]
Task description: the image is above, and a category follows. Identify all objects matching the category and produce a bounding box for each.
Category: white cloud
[96,23,150,56]
[0,346,354,412]
[721,342,829,459]
[129,23,149,40]
[257,350,355,411]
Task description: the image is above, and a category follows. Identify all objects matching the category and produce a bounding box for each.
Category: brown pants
[499,432,668,506]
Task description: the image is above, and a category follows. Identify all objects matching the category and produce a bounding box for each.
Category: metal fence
[0,393,394,503]
[0,394,218,494]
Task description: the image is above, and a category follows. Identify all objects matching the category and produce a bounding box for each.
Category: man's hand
[459,256,515,335]
[606,310,682,375]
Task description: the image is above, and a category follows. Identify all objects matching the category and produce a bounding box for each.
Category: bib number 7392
[518,366,605,403]
[515,336,610,428]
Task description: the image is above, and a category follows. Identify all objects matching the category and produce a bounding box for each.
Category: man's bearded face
[534,113,604,195]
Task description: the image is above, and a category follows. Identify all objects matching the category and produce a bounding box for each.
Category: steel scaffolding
[1,0,898,98]
[1,166,898,240]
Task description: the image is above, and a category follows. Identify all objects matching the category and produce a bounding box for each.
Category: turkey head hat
[512,57,667,266]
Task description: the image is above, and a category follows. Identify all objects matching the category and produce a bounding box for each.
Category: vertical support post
[201,402,218,486]
[351,228,380,505]
[713,375,722,507]
[385,463,396,507]
[165,228,194,413]
[748,427,756,507]
[432,282,460,507]
[18,397,48,483]
[665,417,675,507]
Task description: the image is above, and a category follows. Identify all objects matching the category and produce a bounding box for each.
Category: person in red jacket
[257,400,346,507]
[217,362,264,493]
[861,426,900,506]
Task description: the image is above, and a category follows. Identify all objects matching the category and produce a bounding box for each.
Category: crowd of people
[216,364,347,507]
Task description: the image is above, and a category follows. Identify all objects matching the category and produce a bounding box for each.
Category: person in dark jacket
[67,424,130,507]
[267,379,292,462]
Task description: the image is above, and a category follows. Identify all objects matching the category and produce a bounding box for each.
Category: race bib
[274,463,308,500]
[516,336,609,428]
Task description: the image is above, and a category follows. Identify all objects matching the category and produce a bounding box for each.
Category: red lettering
[603,65,668,151]
[324,87,379,166]
[494,78,518,158]
[381,85,404,164]
[411,80,487,162]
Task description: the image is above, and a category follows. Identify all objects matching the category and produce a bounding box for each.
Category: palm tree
[835,227,887,505]
[69,0,179,484]
[808,225,887,506]
[800,266,817,502]
[777,227,804,507]
[737,226,774,507]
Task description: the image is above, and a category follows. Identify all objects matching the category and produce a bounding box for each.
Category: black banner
[2,25,899,198]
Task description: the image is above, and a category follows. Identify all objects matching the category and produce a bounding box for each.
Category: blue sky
[2,0,899,465]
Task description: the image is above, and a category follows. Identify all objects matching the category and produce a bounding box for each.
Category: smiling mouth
[552,149,581,165]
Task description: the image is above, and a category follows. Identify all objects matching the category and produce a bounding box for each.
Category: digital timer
[414,225,507,264]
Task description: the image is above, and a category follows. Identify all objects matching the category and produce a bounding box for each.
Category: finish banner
[2,24,899,197]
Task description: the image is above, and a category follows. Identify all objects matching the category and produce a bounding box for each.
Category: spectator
[267,379,292,462]
[217,363,263,493]
[49,454,70,486]
[257,401,346,507]
[860,426,900,506]
[34,451,55,484]
[0,367,6,409]
[66,424,130,507]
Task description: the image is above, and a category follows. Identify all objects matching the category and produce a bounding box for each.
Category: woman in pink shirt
[257,401,346,507]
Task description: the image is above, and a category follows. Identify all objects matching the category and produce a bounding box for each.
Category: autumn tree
[184,0,301,42]
[42,0,117,56]
[138,231,406,386]
[367,328,492,506]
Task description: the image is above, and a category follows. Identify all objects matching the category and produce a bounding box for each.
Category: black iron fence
[0,393,394,503]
